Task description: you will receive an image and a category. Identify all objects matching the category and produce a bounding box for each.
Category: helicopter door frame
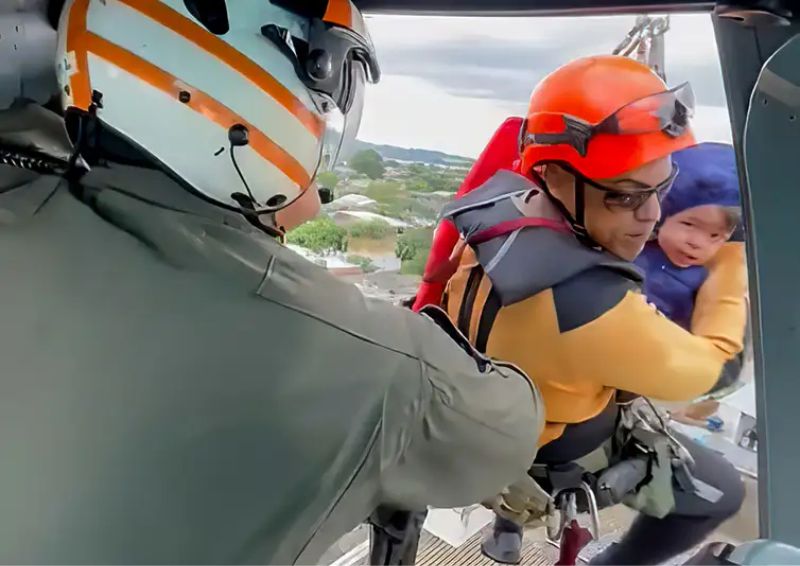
[714,13,800,546]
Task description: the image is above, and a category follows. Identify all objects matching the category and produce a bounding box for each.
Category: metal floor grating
[416,530,560,566]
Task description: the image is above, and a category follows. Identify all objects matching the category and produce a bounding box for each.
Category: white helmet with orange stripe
[55,0,379,214]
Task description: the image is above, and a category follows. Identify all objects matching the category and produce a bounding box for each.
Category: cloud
[693,105,734,143]
[368,14,725,106]
[358,75,732,158]
[359,75,521,157]
[358,13,731,156]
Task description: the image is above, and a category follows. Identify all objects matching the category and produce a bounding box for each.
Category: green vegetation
[407,163,428,176]
[347,254,378,273]
[427,174,460,193]
[317,171,339,190]
[349,149,386,180]
[402,163,460,193]
[363,180,416,221]
[396,227,434,276]
[401,256,428,276]
[286,217,348,254]
[363,180,404,203]
[356,180,445,223]
[293,148,473,275]
[350,140,474,167]
[346,219,393,239]
[406,178,430,192]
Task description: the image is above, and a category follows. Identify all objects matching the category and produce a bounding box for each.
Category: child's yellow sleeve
[690,241,748,358]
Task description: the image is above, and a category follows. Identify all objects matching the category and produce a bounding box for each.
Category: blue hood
[661,142,741,220]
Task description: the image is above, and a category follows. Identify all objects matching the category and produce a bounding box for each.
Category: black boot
[481,516,523,564]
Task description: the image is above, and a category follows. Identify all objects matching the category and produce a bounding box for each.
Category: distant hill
[349,140,474,167]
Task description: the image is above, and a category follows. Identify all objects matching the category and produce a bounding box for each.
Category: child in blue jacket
[636,142,748,422]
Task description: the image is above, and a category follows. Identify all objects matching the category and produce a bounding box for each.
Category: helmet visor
[523,82,695,157]
[304,20,379,114]
[596,82,695,137]
[261,12,379,115]
[316,62,366,173]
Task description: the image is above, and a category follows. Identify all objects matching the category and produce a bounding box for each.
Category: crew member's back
[0,108,541,564]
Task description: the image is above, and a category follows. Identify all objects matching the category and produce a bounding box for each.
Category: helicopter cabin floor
[415,475,757,566]
[320,474,758,566]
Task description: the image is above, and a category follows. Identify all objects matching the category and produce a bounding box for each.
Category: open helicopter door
[732,26,800,547]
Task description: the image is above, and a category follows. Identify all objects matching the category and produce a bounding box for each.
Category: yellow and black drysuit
[441,170,747,565]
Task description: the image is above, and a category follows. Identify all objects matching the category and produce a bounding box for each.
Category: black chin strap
[571,177,603,249]
[531,169,603,251]
[573,176,586,233]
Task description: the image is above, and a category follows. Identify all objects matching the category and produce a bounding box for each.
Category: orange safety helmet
[519,55,696,180]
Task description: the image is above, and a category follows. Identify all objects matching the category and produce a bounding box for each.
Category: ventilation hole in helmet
[184,0,229,35]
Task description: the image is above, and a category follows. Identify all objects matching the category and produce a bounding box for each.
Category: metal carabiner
[546,482,601,544]
[578,481,600,541]
[613,15,650,57]
[646,15,671,38]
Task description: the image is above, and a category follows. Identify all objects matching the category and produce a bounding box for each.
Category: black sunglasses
[577,164,679,212]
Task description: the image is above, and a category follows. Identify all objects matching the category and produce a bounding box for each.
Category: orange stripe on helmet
[115,0,324,139]
[323,0,354,29]
[66,0,92,110]
[84,33,311,191]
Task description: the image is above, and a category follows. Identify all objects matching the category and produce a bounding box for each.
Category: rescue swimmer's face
[657,205,735,267]
[545,158,672,260]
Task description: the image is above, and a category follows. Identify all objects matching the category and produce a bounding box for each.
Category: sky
[356,13,732,158]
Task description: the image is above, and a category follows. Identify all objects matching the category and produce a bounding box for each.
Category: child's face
[658,205,734,267]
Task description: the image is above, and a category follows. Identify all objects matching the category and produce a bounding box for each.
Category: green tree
[395,227,434,275]
[316,171,339,190]
[406,178,430,192]
[286,217,348,255]
[349,149,386,180]
[407,163,428,176]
